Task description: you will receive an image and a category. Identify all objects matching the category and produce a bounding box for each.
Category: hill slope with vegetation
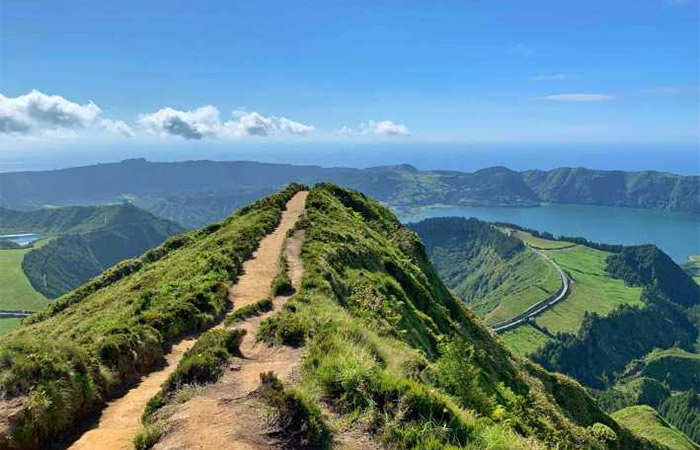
[532,243,699,389]
[249,185,661,449]
[409,219,699,445]
[612,405,698,450]
[0,204,184,300]
[1,159,697,227]
[659,392,700,444]
[408,217,561,325]
[0,185,304,449]
[0,185,666,450]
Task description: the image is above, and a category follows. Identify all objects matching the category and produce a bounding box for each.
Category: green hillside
[595,377,672,412]
[0,185,661,450]
[659,392,700,444]
[251,184,657,449]
[532,243,699,389]
[621,348,700,392]
[0,204,184,305]
[409,218,560,325]
[612,405,698,450]
[534,244,644,335]
[0,185,304,449]
[682,256,700,284]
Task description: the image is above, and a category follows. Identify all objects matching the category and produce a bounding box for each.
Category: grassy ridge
[256,184,656,449]
[622,348,700,392]
[612,405,698,450]
[0,184,304,449]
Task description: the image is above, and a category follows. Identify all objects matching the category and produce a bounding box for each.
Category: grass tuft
[258,371,331,449]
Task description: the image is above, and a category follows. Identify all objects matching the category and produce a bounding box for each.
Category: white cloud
[530,74,580,81]
[537,93,615,102]
[361,120,411,136]
[0,90,133,137]
[335,125,355,136]
[139,106,314,139]
[336,120,411,137]
[138,106,221,139]
[276,117,315,135]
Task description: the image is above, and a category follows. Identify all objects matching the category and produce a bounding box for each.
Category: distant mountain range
[1,158,697,228]
[0,203,183,298]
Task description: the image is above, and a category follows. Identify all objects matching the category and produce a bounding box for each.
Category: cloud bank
[338,120,411,137]
[537,93,615,102]
[0,90,133,137]
[138,106,314,139]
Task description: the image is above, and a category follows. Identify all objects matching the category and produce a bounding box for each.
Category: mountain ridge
[1,159,697,228]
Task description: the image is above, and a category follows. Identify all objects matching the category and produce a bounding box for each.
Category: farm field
[0,318,21,336]
[0,247,48,312]
[513,230,574,249]
[533,244,644,335]
[480,249,561,325]
[500,323,554,356]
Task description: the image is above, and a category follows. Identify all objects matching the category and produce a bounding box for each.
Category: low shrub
[271,254,293,296]
[141,328,245,425]
[258,371,330,449]
[257,309,307,347]
[164,328,245,394]
[224,297,273,326]
[133,421,164,450]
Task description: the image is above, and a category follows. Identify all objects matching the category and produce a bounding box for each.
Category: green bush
[257,308,307,347]
[431,337,494,415]
[224,296,274,325]
[164,329,245,394]
[140,327,246,430]
[271,253,293,296]
[258,371,330,449]
[133,421,164,450]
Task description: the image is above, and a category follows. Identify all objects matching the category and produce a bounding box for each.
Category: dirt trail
[153,226,307,450]
[66,191,308,450]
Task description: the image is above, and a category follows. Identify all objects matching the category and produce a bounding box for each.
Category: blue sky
[1,0,699,167]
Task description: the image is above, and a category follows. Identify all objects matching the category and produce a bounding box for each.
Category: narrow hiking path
[152,227,307,449]
[491,244,570,333]
[66,191,308,450]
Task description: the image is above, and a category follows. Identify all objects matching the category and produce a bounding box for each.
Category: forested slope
[409,217,561,325]
[0,204,184,299]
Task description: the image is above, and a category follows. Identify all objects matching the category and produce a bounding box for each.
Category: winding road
[491,245,570,333]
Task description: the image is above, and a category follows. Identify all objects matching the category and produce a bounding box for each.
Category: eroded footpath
[66,191,308,450]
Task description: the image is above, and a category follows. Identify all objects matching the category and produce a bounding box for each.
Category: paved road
[0,310,33,318]
[491,245,570,333]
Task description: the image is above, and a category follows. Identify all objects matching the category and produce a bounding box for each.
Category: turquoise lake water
[0,233,41,246]
[401,204,700,263]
